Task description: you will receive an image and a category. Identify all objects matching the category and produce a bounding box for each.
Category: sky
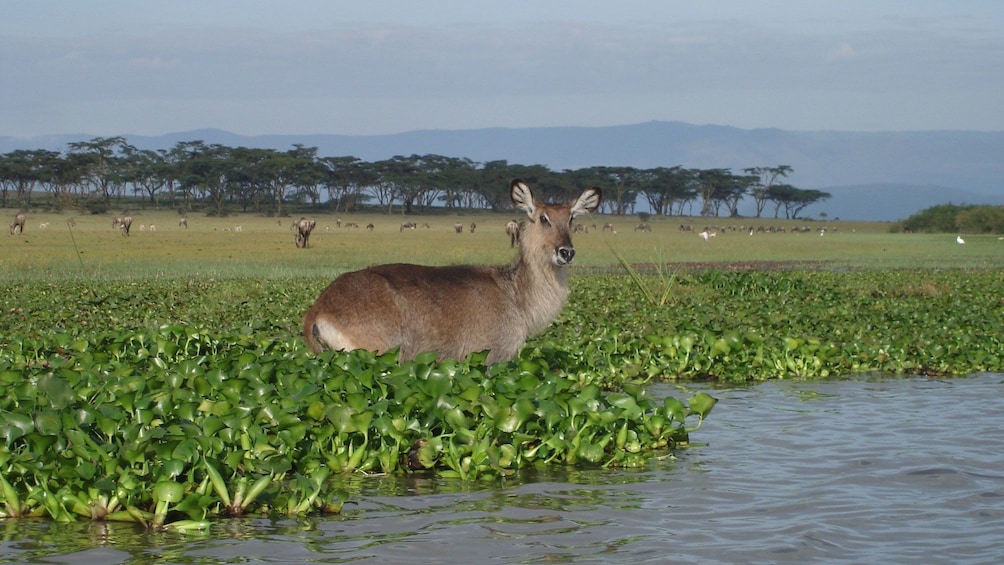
[2,1,1003,138]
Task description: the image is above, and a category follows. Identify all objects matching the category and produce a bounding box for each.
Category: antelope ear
[510,179,537,218]
[571,187,602,218]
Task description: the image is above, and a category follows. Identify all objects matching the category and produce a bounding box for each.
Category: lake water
[2,373,1002,564]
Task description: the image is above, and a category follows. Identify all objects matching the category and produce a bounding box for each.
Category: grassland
[4,208,1003,281]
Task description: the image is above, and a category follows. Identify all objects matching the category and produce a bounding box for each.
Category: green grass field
[4,208,1002,281]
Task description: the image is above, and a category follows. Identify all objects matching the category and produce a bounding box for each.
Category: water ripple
[2,374,1002,564]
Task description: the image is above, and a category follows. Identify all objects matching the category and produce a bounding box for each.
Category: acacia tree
[319,156,369,212]
[228,147,269,213]
[720,173,758,217]
[0,150,42,207]
[33,150,83,209]
[286,145,325,208]
[636,166,682,216]
[579,166,640,215]
[124,148,168,205]
[179,143,233,216]
[67,136,133,208]
[767,184,831,219]
[694,168,731,216]
[744,165,793,217]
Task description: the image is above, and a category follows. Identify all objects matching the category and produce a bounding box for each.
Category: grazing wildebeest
[505,219,520,247]
[295,217,316,248]
[119,216,133,236]
[400,221,417,232]
[302,179,601,365]
[9,214,26,235]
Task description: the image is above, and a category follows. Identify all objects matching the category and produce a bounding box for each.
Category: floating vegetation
[3,269,1002,525]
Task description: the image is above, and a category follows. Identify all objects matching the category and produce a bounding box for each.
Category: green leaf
[688,392,718,420]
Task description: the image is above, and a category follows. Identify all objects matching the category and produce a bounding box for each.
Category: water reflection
[2,374,1002,564]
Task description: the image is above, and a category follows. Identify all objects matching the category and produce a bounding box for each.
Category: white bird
[956,235,966,244]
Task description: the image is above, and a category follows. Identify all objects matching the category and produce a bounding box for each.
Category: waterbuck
[302,179,601,365]
[10,214,26,235]
[295,217,316,248]
[505,219,520,247]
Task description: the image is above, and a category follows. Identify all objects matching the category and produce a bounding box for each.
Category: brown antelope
[454,222,464,234]
[302,179,601,365]
[179,217,188,229]
[295,217,316,248]
[10,214,26,235]
[119,216,133,236]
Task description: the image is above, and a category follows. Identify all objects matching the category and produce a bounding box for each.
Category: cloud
[827,42,856,60]
[128,56,182,69]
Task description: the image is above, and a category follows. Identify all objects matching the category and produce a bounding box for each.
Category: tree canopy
[0,137,827,218]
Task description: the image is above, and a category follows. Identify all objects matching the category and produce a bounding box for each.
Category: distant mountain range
[3,121,1002,221]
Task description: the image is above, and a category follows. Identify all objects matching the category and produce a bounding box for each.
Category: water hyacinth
[0,304,715,525]
[4,268,1003,525]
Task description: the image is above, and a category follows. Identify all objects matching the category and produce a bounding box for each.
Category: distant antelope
[303,179,601,365]
[505,219,520,247]
[39,222,50,229]
[119,216,133,236]
[9,214,25,235]
[400,221,417,231]
[470,222,477,234]
[454,222,464,234]
[295,217,315,248]
[179,217,188,229]
[634,223,651,232]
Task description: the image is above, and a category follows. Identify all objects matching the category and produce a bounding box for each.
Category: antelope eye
[539,214,551,226]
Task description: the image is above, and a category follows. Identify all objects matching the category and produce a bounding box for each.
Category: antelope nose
[558,247,575,265]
